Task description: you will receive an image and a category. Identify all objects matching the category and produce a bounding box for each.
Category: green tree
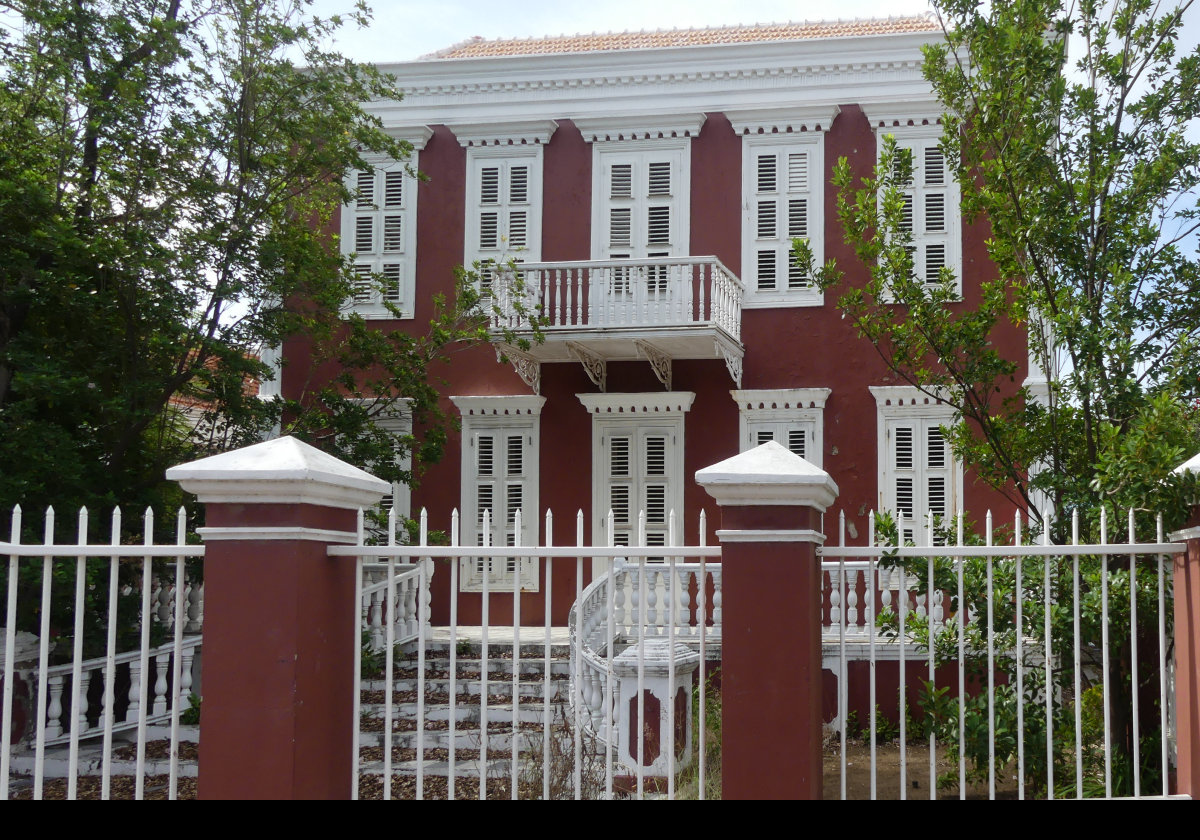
[0,0,517,530]
[799,0,1200,795]
[801,0,1200,532]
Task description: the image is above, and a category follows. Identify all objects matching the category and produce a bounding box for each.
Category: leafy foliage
[798,0,1200,532]
[0,0,538,540]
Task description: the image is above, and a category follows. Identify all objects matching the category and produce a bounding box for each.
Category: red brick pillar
[167,437,388,800]
[1169,463,1200,798]
[696,440,838,800]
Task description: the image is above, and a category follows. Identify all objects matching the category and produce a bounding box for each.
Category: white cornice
[578,391,696,415]
[726,105,841,135]
[447,119,558,147]
[366,33,942,129]
[573,113,706,142]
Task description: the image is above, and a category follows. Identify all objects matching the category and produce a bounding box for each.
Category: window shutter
[748,144,816,293]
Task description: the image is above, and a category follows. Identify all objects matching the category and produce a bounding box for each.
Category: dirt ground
[823,740,1020,800]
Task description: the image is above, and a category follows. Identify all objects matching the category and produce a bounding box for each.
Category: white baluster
[180,648,195,708]
[847,569,861,628]
[646,567,658,629]
[46,674,65,739]
[880,568,894,614]
[76,670,93,734]
[829,570,842,630]
[185,580,204,633]
[933,590,945,632]
[369,590,384,650]
[404,574,418,638]
[678,569,690,634]
[126,661,141,723]
[153,655,169,716]
[158,579,176,631]
[614,572,626,632]
[712,569,723,628]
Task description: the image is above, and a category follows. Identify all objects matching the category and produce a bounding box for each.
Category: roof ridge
[420,14,942,61]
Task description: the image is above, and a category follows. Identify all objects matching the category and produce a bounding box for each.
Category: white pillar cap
[167,436,390,510]
[695,440,839,510]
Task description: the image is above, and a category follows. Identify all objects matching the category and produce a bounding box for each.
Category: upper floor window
[465,147,542,289]
[591,140,689,262]
[341,154,418,319]
[884,128,961,297]
[741,135,824,308]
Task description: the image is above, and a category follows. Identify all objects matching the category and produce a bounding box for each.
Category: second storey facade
[281,20,1030,619]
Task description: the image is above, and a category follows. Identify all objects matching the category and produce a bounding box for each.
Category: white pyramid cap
[695,440,839,510]
[167,436,390,509]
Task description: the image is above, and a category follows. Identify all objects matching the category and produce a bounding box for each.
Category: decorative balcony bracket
[565,341,607,392]
[634,339,672,391]
[496,345,542,395]
[719,340,743,388]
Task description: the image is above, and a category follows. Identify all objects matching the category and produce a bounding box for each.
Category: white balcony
[489,256,744,392]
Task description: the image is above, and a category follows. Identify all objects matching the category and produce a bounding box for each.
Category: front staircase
[356,630,593,799]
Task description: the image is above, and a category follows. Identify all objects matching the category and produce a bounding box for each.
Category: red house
[282,17,1029,626]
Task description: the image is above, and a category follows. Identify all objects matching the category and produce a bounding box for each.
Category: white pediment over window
[448,120,559,148]
[725,105,840,136]
[383,126,434,150]
[574,113,706,143]
[859,99,946,129]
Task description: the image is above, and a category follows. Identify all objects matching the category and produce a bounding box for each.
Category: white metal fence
[333,507,723,800]
[1,505,205,800]
[820,507,1182,800]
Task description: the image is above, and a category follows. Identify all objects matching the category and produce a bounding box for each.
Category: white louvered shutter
[886,417,954,544]
[893,139,956,290]
[753,148,815,293]
[467,428,536,590]
[346,164,410,311]
[601,427,678,549]
[746,421,809,461]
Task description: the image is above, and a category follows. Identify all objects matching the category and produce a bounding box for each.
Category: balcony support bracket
[634,339,673,391]
[566,341,607,392]
[718,340,743,388]
[496,345,542,395]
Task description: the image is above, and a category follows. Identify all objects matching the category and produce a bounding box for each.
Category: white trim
[590,140,691,264]
[196,526,359,544]
[715,529,825,544]
[732,388,830,468]
[875,126,961,297]
[448,119,558,147]
[341,152,419,319]
[578,391,695,415]
[726,105,840,135]
[740,133,825,308]
[574,114,706,143]
[1168,526,1200,542]
[463,146,544,273]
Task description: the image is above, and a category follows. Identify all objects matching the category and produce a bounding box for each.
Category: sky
[308,0,937,62]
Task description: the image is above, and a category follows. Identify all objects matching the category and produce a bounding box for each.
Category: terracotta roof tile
[424,16,941,59]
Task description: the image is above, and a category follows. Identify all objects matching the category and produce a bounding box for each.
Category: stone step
[364,677,571,700]
[361,702,557,725]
